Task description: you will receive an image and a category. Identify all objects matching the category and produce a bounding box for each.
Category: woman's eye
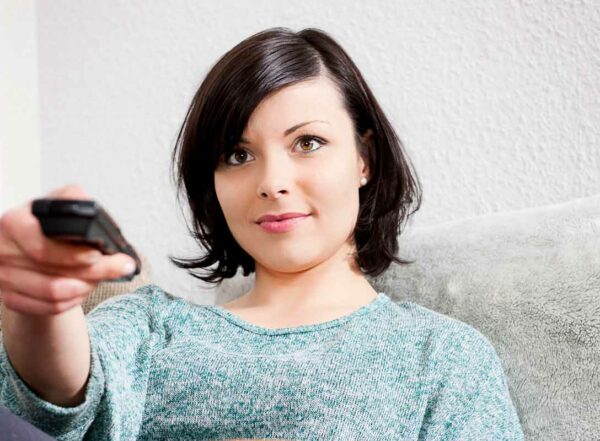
[295,136,325,153]
[225,149,251,166]
[224,135,326,166]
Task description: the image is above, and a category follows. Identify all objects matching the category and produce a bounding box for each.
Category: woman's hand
[0,184,138,316]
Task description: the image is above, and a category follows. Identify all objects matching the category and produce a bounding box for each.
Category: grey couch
[215,193,600,440]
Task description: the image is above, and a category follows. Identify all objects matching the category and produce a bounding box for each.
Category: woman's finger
[0,288,86,316]
[0,252,137,284]
[0,203,102,268]
[0,184,99,267]
[0,265,94,303]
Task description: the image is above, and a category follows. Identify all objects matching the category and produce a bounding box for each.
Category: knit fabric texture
[0,283,525,440]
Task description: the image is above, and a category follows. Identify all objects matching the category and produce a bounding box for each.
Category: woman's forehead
[246,77,346,120]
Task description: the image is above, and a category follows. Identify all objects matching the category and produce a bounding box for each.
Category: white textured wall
[0,0,41,213]
[32,0,599,302]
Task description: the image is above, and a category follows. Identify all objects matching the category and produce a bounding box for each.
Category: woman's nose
[255,158,294,199]
[258,184,288,199]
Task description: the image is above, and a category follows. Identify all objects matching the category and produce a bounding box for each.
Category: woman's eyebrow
[239,120,330,144]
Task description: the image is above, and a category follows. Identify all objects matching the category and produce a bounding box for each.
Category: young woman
[0,27,525,440]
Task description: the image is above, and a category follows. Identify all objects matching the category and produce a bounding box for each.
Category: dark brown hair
[169,27,422,286]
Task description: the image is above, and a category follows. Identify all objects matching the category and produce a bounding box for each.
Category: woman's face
[214,75,369,274]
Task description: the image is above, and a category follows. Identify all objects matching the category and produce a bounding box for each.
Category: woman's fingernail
[122,261,136,275]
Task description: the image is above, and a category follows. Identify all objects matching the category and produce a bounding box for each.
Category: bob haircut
[169,26,422,286]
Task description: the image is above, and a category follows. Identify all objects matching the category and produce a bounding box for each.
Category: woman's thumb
[46,184,92,200]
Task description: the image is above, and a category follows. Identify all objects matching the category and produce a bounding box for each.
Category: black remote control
[31,198,141,282]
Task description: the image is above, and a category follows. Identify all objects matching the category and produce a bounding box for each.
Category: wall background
[3,0,599,303]
[0,0,41,215]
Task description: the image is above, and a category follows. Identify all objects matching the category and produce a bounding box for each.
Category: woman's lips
[258,214,310,233]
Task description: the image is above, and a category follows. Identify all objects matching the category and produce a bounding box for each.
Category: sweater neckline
[204,292,390,336]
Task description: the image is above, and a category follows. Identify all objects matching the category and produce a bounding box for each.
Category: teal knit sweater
[0,284,524,440]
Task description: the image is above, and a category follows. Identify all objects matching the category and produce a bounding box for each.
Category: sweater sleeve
[0,283,165,440]
[418,323,525,441]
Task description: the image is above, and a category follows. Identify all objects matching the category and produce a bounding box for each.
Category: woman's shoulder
[89,283,171,307]
[86,283,186,321]
[384,297,499,361]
